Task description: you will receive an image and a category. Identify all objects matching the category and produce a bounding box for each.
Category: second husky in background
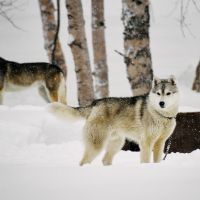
[48,75,179,165]
[0,57,66,104]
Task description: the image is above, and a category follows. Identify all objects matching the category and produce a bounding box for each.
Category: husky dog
[0,57,66,104]
[48,75,179,165]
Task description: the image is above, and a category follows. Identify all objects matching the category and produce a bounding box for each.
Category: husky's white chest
[146,118,175,139]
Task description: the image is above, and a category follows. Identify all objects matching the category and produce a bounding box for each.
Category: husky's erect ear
[169,75,177,85]
[152,76,160,86]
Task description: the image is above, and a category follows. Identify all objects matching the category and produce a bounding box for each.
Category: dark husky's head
[149,75,179,110]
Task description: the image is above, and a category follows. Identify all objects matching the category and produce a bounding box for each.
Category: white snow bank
[179,106,200,112]
[0,105,84,147]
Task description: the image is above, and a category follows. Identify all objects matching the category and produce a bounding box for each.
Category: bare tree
[91,0,109,98]
[0,0,23,29]
[66,0,94,106]
[175,0,200,37]
[192,60,200,92]
[122,0,153,96]
[38,0,67,76]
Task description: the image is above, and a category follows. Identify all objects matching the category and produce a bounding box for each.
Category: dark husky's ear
[152,76,160,86]
[169,75,177,85]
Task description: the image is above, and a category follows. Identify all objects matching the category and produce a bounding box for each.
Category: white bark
[122,0,153,96]
[92,0,109,98]
[66,0,94,106]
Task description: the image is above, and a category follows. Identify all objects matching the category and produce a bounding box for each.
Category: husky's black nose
[159,101,165,108]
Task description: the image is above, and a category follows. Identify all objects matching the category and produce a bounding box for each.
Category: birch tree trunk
[122,0,153,96]
[92,0,109,98]
[66,0,94,106]
[38,0,67,76]
[192,60,200,92]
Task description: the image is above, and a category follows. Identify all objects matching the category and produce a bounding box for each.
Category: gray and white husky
[48,75,179,165]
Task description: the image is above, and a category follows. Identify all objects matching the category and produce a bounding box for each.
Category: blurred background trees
[0,0,23,29]
[39,0,153,105]
[1,0,200,106]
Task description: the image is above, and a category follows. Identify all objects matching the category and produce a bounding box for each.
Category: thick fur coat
[48,76,179,165]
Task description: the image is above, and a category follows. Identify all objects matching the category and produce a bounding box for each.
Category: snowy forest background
[0,0,200,200]
[0,0,200,107]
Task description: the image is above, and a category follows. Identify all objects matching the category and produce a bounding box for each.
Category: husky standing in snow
[48,75,179,165]
[0,57,66,104]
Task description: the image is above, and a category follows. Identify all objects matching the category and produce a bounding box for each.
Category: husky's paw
[79,159,91,166]
[102,158,112,166]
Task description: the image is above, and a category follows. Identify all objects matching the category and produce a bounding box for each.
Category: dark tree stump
[122,112,200,153]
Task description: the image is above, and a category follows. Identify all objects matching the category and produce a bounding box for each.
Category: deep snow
[0,0,200,200]
[0,106,200,200]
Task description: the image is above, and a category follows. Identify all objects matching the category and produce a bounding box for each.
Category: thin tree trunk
[192,60,200,92]
[91,0,109,98]
[122,0,153,96]
[65,0,94,106]
[38,0,67,76]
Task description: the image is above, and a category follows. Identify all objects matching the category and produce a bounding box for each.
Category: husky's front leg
[153,138,166,163]
[154,122,176,163]
[139,140,153,163]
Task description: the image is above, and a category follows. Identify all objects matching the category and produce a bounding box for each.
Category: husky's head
[149,75,179,110]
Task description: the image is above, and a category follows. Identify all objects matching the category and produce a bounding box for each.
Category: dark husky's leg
[0,89,4,104]
[57,73,67,104]
[47,88,59,102]
[45,71,60,103]
[45,70,67,104]
[38,85,50,103]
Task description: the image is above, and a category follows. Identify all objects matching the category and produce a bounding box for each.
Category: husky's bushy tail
[47,102,92,121]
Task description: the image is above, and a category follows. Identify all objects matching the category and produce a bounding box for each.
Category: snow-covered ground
[0,106,200,200]
[0,0,200,200]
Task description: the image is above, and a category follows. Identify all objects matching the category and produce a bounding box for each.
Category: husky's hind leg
[0,71,5,104]
[58,73,67,104]
[80,121,110,166]
[45,71,60,103]
[80,144,103,166]
[38,85,50,103]
[45,72,66,104]
[102,135,125,166]
[0,90,4,104]
[47,88,59,102]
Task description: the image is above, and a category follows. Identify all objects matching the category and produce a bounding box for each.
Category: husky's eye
[156,92,161,96]
[166,92,171,96]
